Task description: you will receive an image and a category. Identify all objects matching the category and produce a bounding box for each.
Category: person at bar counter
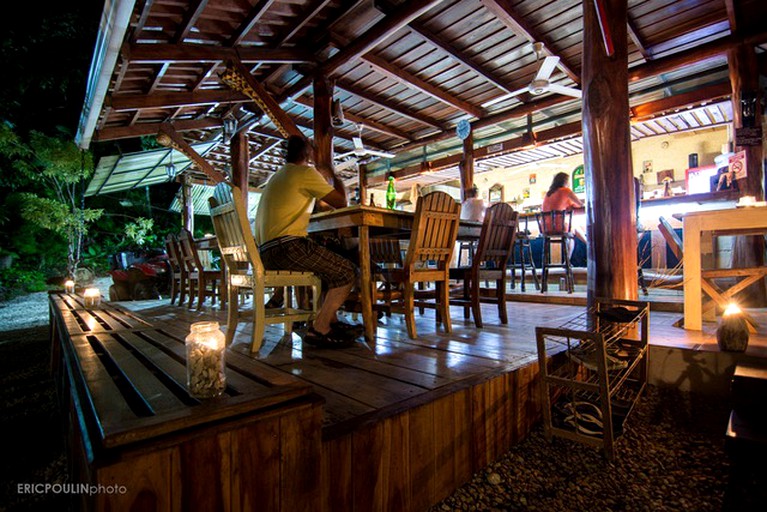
[541,172,587,252]
[255,135,360,347]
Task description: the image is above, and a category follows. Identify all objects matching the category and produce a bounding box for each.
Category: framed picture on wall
[656,169,674,184]
[489,184,504,203]
[529,173,537,184]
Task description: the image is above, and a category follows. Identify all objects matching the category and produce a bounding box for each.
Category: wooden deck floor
[120,298,767,433]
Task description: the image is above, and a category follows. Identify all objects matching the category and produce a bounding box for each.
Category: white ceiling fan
[336,124,395,160]
[482,42,581,108]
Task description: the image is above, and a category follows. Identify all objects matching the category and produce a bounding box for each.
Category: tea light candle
[717,303,749,352]
[185,321,226,399]
[64,280,75,294]
[83,288,101,309]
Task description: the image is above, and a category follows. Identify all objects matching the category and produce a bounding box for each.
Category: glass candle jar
[83,288,101,308]
[64,280,75,294]
[185,321,226,399]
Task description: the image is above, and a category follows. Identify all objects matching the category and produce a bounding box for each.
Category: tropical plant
[0,123,103,278]
[124,217,156,249]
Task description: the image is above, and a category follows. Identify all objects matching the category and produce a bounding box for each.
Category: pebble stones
[430,386,733,512]
[187,342,226,398]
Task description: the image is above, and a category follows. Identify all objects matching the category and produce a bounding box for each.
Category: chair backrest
[658,216,683,261]
[164,234,182,273]
[474,202,519,270]
[177,229,204,273]
[370,237,403,267]
[536,209,573,235]
[404,191,461,270]
[208,182,265,279]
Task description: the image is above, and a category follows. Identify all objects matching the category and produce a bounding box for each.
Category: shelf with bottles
[535,298,650,459]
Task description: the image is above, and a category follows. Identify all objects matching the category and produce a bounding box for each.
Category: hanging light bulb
[222,114,237,142]
[165,150,176,179]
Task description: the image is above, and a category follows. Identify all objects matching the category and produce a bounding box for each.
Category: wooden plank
[230,410,281,511]
[321,435,353,512]
[128,43,312,64]
[280,400,323,510]
[94,448,173,511]
[177,431,230,511]
[352,422,386,510]
[408,401,436,511]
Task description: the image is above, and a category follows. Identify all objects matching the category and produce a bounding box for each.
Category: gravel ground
[0,278,112,336]
[431,386,765,512]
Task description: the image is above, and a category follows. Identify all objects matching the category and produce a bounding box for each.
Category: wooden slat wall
[320,363,542,511]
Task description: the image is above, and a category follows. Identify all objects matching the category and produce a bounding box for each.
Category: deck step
[731,362,767,420]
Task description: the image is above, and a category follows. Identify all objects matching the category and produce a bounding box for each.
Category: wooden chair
[509,215,540,292]
[208,182,321,352]
[372,191,461,339]
[535,209,575,293]
[164,233,186,305]
[448,203,518,328]
[177,229,225,310]
[658,216,767,331]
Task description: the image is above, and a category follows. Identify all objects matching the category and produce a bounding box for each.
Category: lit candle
[717,303,749,352]
[186,321,226,399]
[83,288,101,309]
[64,280,75,294]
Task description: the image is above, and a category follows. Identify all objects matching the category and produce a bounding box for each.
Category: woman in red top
[541,172,586,255]
[542,172,583,212]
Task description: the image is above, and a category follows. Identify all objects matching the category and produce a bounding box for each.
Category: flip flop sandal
[331,320,365,337]
[303,327,355,348]
[563,400,604,421]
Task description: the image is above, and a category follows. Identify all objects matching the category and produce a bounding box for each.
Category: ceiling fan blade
[534,56,560,82]
[334,158,358,172]
[352,136,364,151]
[365,149,396,159]
[547,83,582,98]
[481,87,529,108]
[335,150,357,160]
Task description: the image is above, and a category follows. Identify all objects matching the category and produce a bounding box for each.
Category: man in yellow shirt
[255,136,358,347]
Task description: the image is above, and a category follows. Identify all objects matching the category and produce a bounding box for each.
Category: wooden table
[49,291,324,511]
[309,205,482,341]
[677,206,767,330]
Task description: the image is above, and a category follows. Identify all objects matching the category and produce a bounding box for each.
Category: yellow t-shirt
[254,163,333,245]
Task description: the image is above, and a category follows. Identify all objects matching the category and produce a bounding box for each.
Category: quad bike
[108,249,170,301]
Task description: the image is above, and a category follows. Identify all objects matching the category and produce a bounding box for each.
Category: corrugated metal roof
[168,184,261,219]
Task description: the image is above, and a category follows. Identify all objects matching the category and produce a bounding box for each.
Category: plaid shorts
[259,237,357,288]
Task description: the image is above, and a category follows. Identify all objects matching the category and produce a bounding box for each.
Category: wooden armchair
[164,234,186,305]
[208,182,321,352]
[373,191,461,339]
[658,216,767,331]
[177,229,225,310]
[448,203,518,328]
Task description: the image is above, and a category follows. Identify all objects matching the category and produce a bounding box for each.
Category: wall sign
[572,165,585,194]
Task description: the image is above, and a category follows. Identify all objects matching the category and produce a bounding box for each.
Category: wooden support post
[182,173,194,233]
[728,43,766,305]
[230,130,250,211]
[157,123,224,184]
[460,130,474,201]
[313,74,334,180]
[359,164,368,206]
[582,0,637,304]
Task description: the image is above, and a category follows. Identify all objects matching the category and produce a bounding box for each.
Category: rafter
[479,0,580,84]
[192,62,221,91]
[277,0,334,46]
[130,0,155,44]
[94,118,222,142]
[630,82,731,119]
[292,96,412,141]
[128,44,312,64]
[280,0,445,101]
[362,53,484,118]
[173,0,208,44]
[336,80,446,130]
[147,62,170,94]
[627,17,651,61]
[250,139,282,163]
[724,0,737,33]
[229,0,278,46]
[109,90,250,111]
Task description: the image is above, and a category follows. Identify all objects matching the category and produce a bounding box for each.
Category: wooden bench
[49,291,323,511]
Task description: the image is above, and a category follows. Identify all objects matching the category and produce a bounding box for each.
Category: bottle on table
[386,176,396,209]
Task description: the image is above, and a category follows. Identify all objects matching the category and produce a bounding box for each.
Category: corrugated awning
[86,143,217,196]
[169,184,261,219]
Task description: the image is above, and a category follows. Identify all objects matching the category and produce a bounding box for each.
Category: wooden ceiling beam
[362,53,484,118]
[336,80,446,130]
[724,0,737,33]
[128,43,313,64]
[292,96,412,141]
[250,139,282,163]
[130,0,155,43]
[630,82,731,119]
[173,0,209,44]
[627,17,652,61]
[147,62,170,94]
[629,31,767,82]
[108,90,250,111]
[229,0,278,46]
[479,0,580,84]
[277,0,334,46]
[93,118,222,142]
[192,62,221,91]
[281,0,445,101]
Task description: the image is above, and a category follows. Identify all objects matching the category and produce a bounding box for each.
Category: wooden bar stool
[535,210,575,293]
[509,215,539,292]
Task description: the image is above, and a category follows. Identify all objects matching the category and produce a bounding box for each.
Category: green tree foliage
[0,123,103,278]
